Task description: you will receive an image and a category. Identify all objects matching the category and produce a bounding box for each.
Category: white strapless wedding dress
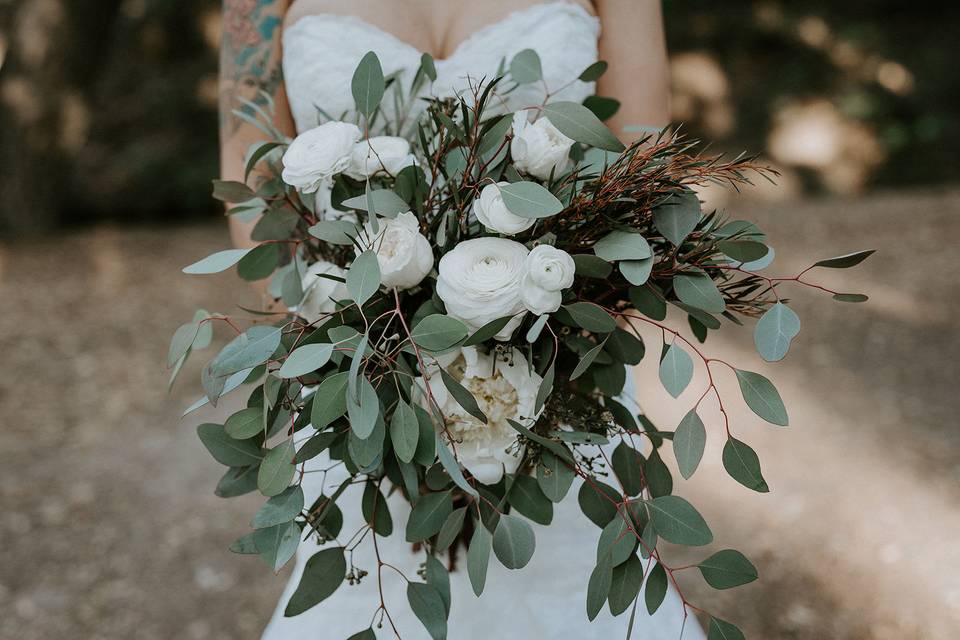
[262,3,705,638]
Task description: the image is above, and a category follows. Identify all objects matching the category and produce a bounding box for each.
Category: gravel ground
[1,187,958,640]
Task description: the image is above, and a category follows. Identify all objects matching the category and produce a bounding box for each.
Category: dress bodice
[282,2,601,133]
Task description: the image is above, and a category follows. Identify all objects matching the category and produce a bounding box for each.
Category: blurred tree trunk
[0,0,122,236]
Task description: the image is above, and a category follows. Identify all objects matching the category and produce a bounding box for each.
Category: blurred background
[1,1,957,639]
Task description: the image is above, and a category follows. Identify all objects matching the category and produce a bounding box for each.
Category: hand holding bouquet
[172,50,872,639]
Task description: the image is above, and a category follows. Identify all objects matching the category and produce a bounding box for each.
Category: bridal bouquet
[171,50,871,639]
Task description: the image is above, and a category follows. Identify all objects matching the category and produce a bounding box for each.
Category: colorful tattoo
[219,0,284,140]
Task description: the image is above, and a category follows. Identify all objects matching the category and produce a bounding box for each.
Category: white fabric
[264,3,706,638]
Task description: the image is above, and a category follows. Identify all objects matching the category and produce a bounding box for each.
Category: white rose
[345,136,417,180]
[473,182,535,236]
[520,244,576,314]
[435,237,529,340]
[299,261,349,323]
[359,211,433,290]
[416,346,542,485]
[510,110,574,180]
[282,121,362,193]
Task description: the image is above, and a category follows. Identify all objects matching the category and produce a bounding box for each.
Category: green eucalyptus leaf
[278,343,333,378]
[673,271,725,313]
[352,51,385,118]
[310,371,350,429]
[611,443,645,496]
[436,507,468,552]
[578,480,622,528]
[420,52,437,81]
[833,292,869,303]
[647,495,713,546]
[653,191,700,246]
[499,182,564,219]
[594,231,652,261]
[346,250,381,306]
[564,302,617,333]
[542,101,625,152]
[735,369,789,426]
[573,254,614,279]
[722,437,769,492]
[284,547,346,616]
[658,343,694,398]
[578,60,608,82]
[346,376,380,439]
[237,244,280,281]
[571,341,606,380]
[407,582,447,640]
[252,485,304,528]
[644,562,668,614]
[439,368,487,423]
[698,549,759,589]
[754,302,800,362]
[405,492,453,542]
[258,439,296,497]
[629,286,667,321]
[673,409,706,480]
[493,513,536,569]
[608,554,644,616]
[212,179,256,203]
[341,189,409,217]
[211,325,282,377]
[707,617,746,640]
[225,406,265,439]
[197,423,262,467]
[537,450,575,503]
[464,316,513,346]
[813,249,875,269]
[229,532,259,554]
[467,523,493,596]
[390,400,419,463]
[436,436,479,497]
[587,555,614,621]
[411,314,469,351]
[361,482,393,536]
[583,95,620,121]
[509,48,542,84]
[718,239,769,263]
[597,511,637,566]
[508,475,553,525]
[255,521,300,573]
[308,220,358,245]
[620,258,653,285]
[645,448,673,498]
[183,248,252,275]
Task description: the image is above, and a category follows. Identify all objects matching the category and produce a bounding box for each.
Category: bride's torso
[281,0,601,134]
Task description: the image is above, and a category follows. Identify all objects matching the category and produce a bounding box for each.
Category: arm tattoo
[219,0,284,141]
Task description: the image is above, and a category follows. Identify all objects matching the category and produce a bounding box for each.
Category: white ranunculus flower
[435,237,529,339]
[299,261,349,323]
[345,136,417,180]
[359,212,433,290]
[520,244,576,314]
[416,346,542,485]
[282,121,362,193]
[510,110,575,180]
[473,182,535,236]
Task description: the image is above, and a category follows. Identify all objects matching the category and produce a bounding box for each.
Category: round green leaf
[254,521,300,573]
[210,325,282,377]
[346,250,381,305]
[564,302,617,333]
[258,439,296,497]
[659,343,694,398]
[499,181,564,219]
[754,302,800,362]
[593,230,652,261]
[493,513,536,569]
[351,51,385,118]
[508,475,554,525]
[410,314,469,351]
[389,400,419,464]
[509,48,542,84]
[597,511,637,566]
[405,492,453,542]
[237,243,280,281]
[197,423,262,467]
[653,191,700,246]
[252,485,304,529]
[225,406,265,439]
[310,371,350,429]
[620,257,653,285]
[537,450,575,503]
[708,617,746,640]
[578,480,622,528]
[407,582,447,640]
[718,239,769,263]
[673,271,725,313]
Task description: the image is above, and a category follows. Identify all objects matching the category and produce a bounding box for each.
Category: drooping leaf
[537,450,575,503]
[597,511,637,567]
[707,617,746,640]
[408,582,448,640]
[405,492,453,542]
[754,302,801,362]
[698,549,758,589]
[361,481,393,536]
[389,400,419,463]
[500,182,564,219]
[573,254,614,279]
[508,475,553,525]
[673,409,706,480]
[578,480,622,528]
[237,243,281,281]
[435,434,479,497]
[183,248,252,274]
[420,52,437,81]
[644,562,668,614]
[310,371,350,429]
[436,507,468,552]
[722,437,769,492]
[439,368,487,423]
[658,343,694,398]
[346,376,380,439]
[467,523,493,596]
[647,495,713,546]
[593,230,652,261]
[735,369,789,426]
[629,286,667,321]
[644,448,673,498]
[611,443,645,496]
[608,554,644,616]
[258,438,296,497]
[254,521,300,572]
[586,556,614,620]
[346,250,381,305]
[571,341,606,380]
[620,258,653,286]
[351,51,385,118]
[252,485,304,529]
[492,513,536,569]
[210,325,282,377]
[463,315,513,346]
[542,101,625,152]
[606,328,645,365]
[284,548,346,616]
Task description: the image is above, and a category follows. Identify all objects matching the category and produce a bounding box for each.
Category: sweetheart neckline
[283,1,598,64]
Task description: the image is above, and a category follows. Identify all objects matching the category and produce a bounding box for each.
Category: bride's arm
[219,0,294,251]
[593,0,671,139]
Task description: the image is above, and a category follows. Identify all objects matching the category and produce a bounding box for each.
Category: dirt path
[1,188,957,639]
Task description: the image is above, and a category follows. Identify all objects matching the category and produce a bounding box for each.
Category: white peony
[435,237,529,340]
[359,212,433,290]
[299,261,349,323]
[510,110,575,180]
[473,182,535,236]
[282,121,361,193]
[345,136,418,180]
[520,244,576,314]
[416,346,542,485]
